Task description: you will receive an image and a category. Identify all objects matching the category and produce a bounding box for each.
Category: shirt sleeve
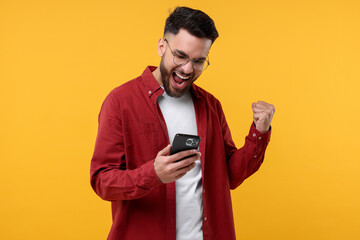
[216,100,271,189]
[90,91,163,201]
[227,124,271,189]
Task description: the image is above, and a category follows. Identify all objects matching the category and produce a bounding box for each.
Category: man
[91,6,275,240]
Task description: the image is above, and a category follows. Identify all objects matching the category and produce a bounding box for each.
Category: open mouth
[172,71,192,88]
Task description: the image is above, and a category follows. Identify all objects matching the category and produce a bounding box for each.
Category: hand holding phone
[153,134,201,183]
[154,144,201,183]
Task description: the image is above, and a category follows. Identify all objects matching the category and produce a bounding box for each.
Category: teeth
[175,72,190,80]
[176,81,186,86]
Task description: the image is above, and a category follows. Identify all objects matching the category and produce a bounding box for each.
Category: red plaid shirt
[90,66,271,240]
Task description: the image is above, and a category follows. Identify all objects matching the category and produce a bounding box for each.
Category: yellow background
[1,0,359,239]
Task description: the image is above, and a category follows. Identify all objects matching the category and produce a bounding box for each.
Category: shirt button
[203,189,205,193]
[204,217,207,221]
[254,155,257,158]
[148,91,152,94]
[258,136,262,140]
[252,133,256,137]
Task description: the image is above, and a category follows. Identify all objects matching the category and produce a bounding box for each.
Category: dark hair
[164,7,219,43]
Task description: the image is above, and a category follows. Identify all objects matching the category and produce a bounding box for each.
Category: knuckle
[181,159,189,165]
[187,160,195,166]
[161,157,169,164]
[165,165,173,173]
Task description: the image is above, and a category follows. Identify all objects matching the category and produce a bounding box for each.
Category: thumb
[157,144,172,157]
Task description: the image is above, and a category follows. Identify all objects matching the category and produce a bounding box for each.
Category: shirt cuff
[140,159,164,189]
[249,123,271,143]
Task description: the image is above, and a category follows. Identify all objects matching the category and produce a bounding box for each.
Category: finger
[254,113,273,126]
[254,101,275,112]
[178,162,196,172]
[174,172,187,180]
[253,103,272,111]
[157,144,172,157]
[252,107,274,116]
[170,149,199,162]
[174,162,197,179]
[172,152,201,170]
[252,104,271,112]
[253,112,269,121]
[252,107,265,113]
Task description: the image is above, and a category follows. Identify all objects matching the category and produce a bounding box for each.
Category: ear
[158,38,166,57]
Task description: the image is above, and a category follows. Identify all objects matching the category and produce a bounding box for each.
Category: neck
[152,67,163,87]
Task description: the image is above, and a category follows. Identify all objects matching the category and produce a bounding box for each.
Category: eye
[175,54,187,60]
[193,59,206,65]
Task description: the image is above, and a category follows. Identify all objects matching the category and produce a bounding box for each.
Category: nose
[181,61,194,74]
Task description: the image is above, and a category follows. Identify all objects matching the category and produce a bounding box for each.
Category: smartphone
[170,133,201,156]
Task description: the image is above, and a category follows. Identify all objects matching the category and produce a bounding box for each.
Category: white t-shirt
[157,90,203,240]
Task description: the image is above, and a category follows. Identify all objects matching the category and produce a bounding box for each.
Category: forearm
[91,159,162,201]
[227,124,271,189]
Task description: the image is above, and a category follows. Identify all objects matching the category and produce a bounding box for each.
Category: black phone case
[170,133,201,155]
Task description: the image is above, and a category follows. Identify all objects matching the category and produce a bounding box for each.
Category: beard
[159,57,197,98]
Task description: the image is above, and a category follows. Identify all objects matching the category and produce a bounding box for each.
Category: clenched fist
[252,101,275,133]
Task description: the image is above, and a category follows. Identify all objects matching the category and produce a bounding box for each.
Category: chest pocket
[124,122,164,167]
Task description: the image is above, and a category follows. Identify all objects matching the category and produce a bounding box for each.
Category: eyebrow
[174,49,188,57]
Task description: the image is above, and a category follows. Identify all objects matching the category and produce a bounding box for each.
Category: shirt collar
[190,84,203,100]
[141,66,164,98]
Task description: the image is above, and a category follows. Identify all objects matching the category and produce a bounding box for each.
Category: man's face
[158,29,212,98]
